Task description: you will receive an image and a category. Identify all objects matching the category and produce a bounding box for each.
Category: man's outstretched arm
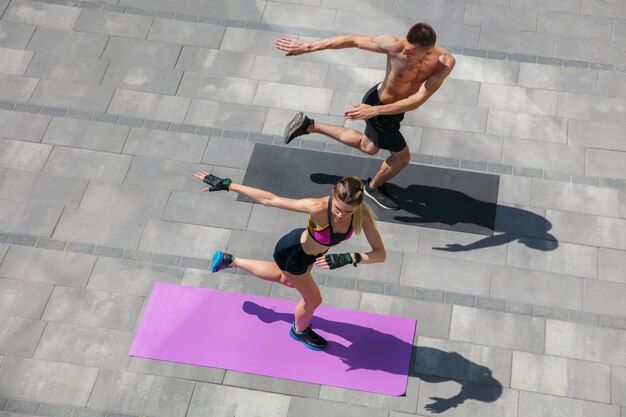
[275,34,398,56]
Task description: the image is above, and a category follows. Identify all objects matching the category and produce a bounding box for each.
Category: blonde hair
[332,176,377,234]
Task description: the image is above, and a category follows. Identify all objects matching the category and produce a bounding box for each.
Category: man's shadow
[243,301,502,413]
[311,173,558,252]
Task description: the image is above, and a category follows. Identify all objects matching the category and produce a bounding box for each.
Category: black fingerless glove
[202,174,231,191]
[325,253,362,270]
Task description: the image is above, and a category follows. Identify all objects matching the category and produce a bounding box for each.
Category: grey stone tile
[43,286,143,331]
[547,209,626,251]
[226,229,283,261]
[0,315,45,356]
[34,322,133,370]
[87,257,183,297]
[43,147,133,182]
[261,2,335,30]
[480,26,555,57]
[539,11,612,39]
[128,357,224,384]
[202,137,255,170]
[30,79,114,113]
[0,21,36,49]
[502,138,584,174]
[74,9,153,38]
[79,181,170,220]
[491,266,583,310]
[319,377,419,413]
[400,253,491,296]
[185,99,267,131]
[0,357,98,406]
[0,74,38,102]
[33,237,67,250]
[288,397,387,417]
[599,248,626,284]
[187,382,290,417]
[324,65,384,95]
[488,110,567,144]
[420,128,503,164]
[556,35,626,65]
[0,108,51,142]
[102,37,182,68]
[0,278,52,319]
[253,80,333,114]
[584,279,626,317]
[0,170,88,208]
[245,204,306,235]
[25,53,108,84]
[450,305,545,352]
[519,63,598,94]
[148,18,225,48]
[250,55,329,88]
[418,228,508,266]
[0,200,62,236]
[518,390,619,417]
[138,220,231,258]
[4,0,81,30]
[569,119,626,152]
[37,403,73,417]
[0,139,51,171]
[181,268,272,296]
[175,47,255,77]
[101,61,183,96]
[497,176,534,207]
[6,234,37,246]
[27,27,109,59]
[418,382,518,416]
[177,72,257,104]
[224,370,319,398]
[613,366,626,406]
[88,370,195,417]
[124,156,211,193]
[445,292,476,307]
[43,118,130,153]
[533,180,619,217]
[427,77,480,107]
[122,127,208,162]
[65,242,95,255]
[164,191,252,230]
[479,84,557,116]
[360,293,451,339]
[586,149,626,180]
[5,399,40,415]
[108,89,190,123]
[466,3,537,31]
[405,101,488,133]
[560,91,626,123]
[332,9,409,36]
[53,208,146,248]
[393,0,465,22]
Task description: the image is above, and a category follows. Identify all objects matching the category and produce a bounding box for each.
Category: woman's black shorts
[273,228,325,275]
[362,84,407,152]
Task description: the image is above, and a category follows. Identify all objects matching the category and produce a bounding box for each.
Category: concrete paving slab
[226,229,284,261]
[262,2,335,31]
[181,268,273,296]
[450,305,545,352]
[518,391,619,417]
[34,322,133,370]
[101,61,183,95]
[25,52,108,85]
[0,109,51,143]
[108,89,190,123]
[466,3,538,31]
[613,366,626,406]
[88,370,195,417]
[421,128,503,163]
[418,228,508,266]
[0,170,88,208]
[253,80,333,114]
[405,101,488,133]
[129,357,225,384]
[599,248,626,284]
[332,9,409,36]
[102,36,182,69]
[202,137,255,170]
[29,79,114,113]
[223,371,320,398]
[43,118,130,153]
[0,21,35,49]
[123,128,208,162]
[27,27,109,59]
[177,72,258,104]
[616,18,626,42]
[538,11,613,39]
[0,200,62,236]
[0,74,38,102]
[0,357,99,406]
[220,27,291,58]
[269,282,362,310]
[532,180,619,217]
[0,278,52,319]
[502,138,584,173]
[147,18,225,48]
[188,382,291,417]
[400,253,491,296]
[138,220,232,258]
[479,26,555,57]
[124,156,211,193]
[175,47,256,77]
[88,257,183,296]
[245,204,306,235]
[547,210,626,251]
[324,65,384,93]
[488,110,567,144]
[323,0,394,14]
[479,84,558,116]
[518,63,598,94]
[427,78,480,107]
[74,9,154,39]
[0,245,95,287]
[586,149,626,180]
[185,99,268,131]
[569,119,626,152]
[584,279,626,317]
[0,315,45,357]
[250,55,329,87]
[42,286,143,331]
[559,91,626,123]
[79,181,170,220]
[289,397,388,417]
[164,191,252,230]
[512,351,610,403]
[4,0,81,31]
[393,0,465,23]
[453,56,520,86]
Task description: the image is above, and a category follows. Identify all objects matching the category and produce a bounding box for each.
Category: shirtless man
[276,23,455,210]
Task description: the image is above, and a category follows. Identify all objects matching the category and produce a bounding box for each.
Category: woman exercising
[194,172,386,351]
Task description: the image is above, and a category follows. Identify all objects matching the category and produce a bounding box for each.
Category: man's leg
[369,146,411,188]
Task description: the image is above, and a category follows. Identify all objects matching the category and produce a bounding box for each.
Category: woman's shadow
[243,301,502,413]
[311,173,558,252]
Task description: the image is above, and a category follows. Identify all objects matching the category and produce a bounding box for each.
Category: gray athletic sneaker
[364,179,400,210]
[284,112,313,144]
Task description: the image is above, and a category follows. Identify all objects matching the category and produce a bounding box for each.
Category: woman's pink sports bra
[307,195,353,246]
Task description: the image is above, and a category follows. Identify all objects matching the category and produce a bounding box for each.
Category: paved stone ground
[0,0,626,416]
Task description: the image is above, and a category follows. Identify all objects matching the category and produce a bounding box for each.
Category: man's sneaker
[364,179,400,210]
[210,251,234,273]
[289,323,328,351]
[284,112,313,144]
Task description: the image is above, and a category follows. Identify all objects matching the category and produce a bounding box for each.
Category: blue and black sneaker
[210,251,234,273]
[289,322,328,350]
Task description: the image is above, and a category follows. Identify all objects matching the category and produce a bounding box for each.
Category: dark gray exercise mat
[239,144,499,236]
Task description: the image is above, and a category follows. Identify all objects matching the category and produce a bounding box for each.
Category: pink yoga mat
[130,282,416,395]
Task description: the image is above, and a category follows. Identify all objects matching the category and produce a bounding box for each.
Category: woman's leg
[282,266,323,332]
[231,257,294,287]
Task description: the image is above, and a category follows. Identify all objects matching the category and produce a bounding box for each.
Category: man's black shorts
[362,84,407,153]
